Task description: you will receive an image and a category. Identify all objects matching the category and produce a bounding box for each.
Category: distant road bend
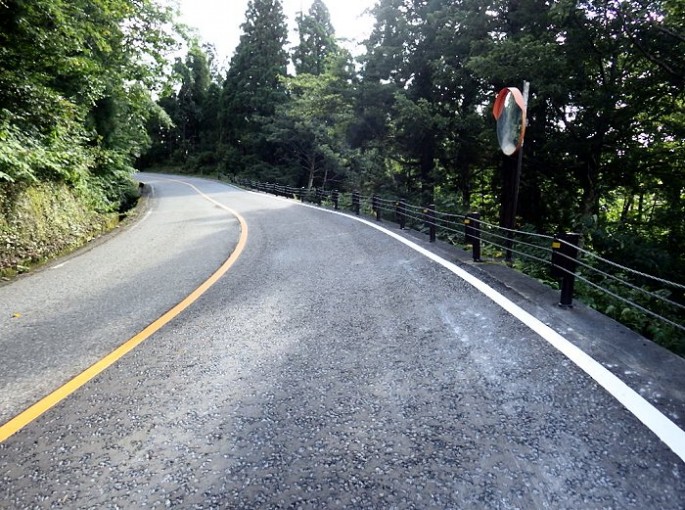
[0,173,683,508]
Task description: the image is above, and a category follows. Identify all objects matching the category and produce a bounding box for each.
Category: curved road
[0,174,683,508]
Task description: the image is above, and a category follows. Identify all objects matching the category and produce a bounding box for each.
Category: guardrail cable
[555,238,685,292]
[552,251,685,313]
[573,272,685,333]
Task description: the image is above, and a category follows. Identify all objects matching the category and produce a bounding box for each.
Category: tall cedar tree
[175,44,212,153]
[221,0,289,174]
[292,0,337,76]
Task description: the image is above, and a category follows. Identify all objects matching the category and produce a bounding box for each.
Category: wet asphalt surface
[1,174,684,508]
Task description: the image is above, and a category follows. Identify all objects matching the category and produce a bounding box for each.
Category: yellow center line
[0,179,248,443]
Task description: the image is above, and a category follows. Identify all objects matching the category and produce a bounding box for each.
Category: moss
[0,181,129,277]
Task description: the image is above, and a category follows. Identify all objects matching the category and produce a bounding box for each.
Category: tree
[615,0,685,87]
[359,0,488,205]
[178,44,211,146]
[221,0,289,176]
[292,0,338,76]
[142,42,216,169]
[0,0,177,209]
[268,52,356,189]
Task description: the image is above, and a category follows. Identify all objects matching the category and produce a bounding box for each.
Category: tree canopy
[292,0,338,76]
[0,0,177,210]
[145,0,683,245]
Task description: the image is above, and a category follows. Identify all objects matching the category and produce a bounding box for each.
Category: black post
[500,81,529,263]
[501,153,520,264]
[551,233,581,308]
[352,191,361,215]
[332,190,339,210]
[465,213,482,262]
[396,200,406,229]
[372,195,381,221]
[425,204,436,242]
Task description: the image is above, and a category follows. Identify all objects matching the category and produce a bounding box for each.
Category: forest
[1,0,684,348]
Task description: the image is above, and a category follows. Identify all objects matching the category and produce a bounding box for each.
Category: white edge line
[248,190,685,464]
[128,210,153,232]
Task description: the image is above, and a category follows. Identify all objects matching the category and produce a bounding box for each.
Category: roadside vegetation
[0,0,177,277]
[1,0,683,349]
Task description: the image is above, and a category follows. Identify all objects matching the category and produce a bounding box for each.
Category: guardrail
[234,179,685,339]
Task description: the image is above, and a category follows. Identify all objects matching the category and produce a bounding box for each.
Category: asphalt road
[0,174,683,508]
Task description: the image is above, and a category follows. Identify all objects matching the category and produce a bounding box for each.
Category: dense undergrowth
[0,179,139,279]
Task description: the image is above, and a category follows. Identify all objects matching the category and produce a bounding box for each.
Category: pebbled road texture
[0,176,240,425]
[1,174,684,508]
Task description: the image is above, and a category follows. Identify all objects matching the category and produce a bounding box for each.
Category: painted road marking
[0,179,248,443]
[128,209,153,231]
[251,190,685,464]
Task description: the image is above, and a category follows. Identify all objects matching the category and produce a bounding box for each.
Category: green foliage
[0,108,92,185]
[576,277,684,356]
[266,53,356,189]
[0,0,177,211]
[221,0,289,174]
[293,0,338,76]
[0,181,123,275]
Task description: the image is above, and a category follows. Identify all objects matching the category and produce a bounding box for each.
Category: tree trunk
[461,164,471,211]
[579,157,600,224]
[419,132,435,205]
[307,155,315,190]
[620,193,633,223]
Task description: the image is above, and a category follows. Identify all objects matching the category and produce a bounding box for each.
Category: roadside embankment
[0,181,139,279]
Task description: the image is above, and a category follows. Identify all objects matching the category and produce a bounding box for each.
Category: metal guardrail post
[352,191,360,215]
[465,213,482,262]
[425,204,436,242]
[372,195,381,221]
[551,233,581,308]
[552,233,580,308]
[396,200,406,229]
